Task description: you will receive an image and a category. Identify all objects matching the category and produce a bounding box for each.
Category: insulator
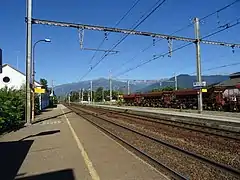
[104,32,108,40]
[232,46,235,53]
[167,38,173,57]
[217,11,220,25]
[78,28,84,49]
[153,38,156,46]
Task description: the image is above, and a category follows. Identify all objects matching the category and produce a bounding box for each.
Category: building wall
[40,93,50,110]
[0,65,41,89]
[0,64,50,110]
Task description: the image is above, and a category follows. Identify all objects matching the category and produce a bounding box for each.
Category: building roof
[2,64,42,86]
[216,77,240,88]
[230,72,240,79]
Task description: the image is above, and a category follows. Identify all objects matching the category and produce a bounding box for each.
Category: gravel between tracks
[83,105,240,170]
[72,105,240,180]
[102,111,240,169]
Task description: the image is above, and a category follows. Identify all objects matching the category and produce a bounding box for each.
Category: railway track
[82,104,240,141]
[66,103,240,180]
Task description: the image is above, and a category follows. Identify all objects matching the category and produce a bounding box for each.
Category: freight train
[122,86,240,112]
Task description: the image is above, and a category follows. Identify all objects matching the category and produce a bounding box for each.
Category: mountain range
[140,74,229,92]
[54,78,150,96]
[54,74,229,96]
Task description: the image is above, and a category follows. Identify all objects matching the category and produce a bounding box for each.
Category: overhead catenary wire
[114,17,240,78]
[189,62,240,75]
[78,0,167,81]
[88,0,141,65]
[114,0,240,72]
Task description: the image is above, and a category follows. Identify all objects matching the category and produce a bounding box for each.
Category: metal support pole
[79,89,81,103]
[127,80,130,95]
[26,0,32,125]
[110,75,112,102]
[68,94,70,105]
[102,88,104,102]
[194,17,203,113]
[90,80,93,104]
[52,80,54,94]
[174,73,178,91]
[88,89,90,104]
[81,88,84,102]
[31,46,35,122]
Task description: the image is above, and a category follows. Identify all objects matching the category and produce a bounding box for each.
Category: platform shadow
[19,130,60,141]
[33,111,73,124]
[0,140,34,180]
[15,169,76,180]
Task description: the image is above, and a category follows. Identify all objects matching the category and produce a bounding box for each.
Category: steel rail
[68,104,240,178]
[68,104,188,180]
[82,105,240,141]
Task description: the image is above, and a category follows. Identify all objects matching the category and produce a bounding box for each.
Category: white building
[0,64,49,110]
[0,64,41,89]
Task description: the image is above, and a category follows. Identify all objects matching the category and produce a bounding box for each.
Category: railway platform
[89,104,240,133]
[0,104,168,180]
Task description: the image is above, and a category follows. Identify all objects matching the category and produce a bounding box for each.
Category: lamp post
[31,38,51,122]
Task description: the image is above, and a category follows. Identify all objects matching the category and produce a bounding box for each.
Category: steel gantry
[25,0,240,124]
[31,18,240,48]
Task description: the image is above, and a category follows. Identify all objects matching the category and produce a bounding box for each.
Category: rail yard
[65,103,240,180]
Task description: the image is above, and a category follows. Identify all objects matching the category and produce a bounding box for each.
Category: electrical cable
[114,0,240,72]
[88,0,141,65]
[79,0,167,81]
[114,17,240,77]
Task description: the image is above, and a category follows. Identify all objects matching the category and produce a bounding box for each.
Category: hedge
[0,87,25,132]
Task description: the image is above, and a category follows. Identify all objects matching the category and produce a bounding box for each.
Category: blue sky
[0,0,239,85]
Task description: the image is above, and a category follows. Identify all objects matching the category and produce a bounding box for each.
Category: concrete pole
[127,80,130,95]
[109,74,112,102]
[39,94,42,111]
[68,94,70,105]
[88,89,90,104]
[174,73,178,91]
[31,49,35,122]
[79,89,81,103]
[102,88,104,102]
[26,0,32,125]
[194,17,203,113]
[90,80,93,104]
[52,80,54,94]
[81,88,84,102]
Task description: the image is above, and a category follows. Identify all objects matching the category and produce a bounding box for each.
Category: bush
[0,87,25,133]
[49,96,58,108]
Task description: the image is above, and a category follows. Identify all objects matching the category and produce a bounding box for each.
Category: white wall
[0,65,41,90]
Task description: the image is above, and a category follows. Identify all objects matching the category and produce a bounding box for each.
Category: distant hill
[54,75,229,95]
[54,78,152,96]
[140,74,229,92]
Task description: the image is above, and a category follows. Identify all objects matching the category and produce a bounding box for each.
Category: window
[3,76,10,83]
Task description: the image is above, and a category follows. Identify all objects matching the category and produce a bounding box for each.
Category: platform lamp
[31,38,51,122]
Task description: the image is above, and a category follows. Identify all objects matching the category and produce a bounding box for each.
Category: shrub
[0,87,25,133]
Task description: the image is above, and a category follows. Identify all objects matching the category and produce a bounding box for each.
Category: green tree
[40,78,48,92]
[0,87,25,132]
[95,87,104,102]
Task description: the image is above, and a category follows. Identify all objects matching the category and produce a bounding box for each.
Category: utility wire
[202,17,240,40]
[188,62,240,75]
[114,0,240,72]
[173,16,240,76]
[88,0,141,65]
[200,0,240,21]
[114,17,240,77]
[79,0,167,81]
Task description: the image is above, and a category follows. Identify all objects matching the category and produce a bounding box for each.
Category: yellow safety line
[61,106,100,180]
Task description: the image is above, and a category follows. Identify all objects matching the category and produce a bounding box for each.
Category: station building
[0,64,50,110]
